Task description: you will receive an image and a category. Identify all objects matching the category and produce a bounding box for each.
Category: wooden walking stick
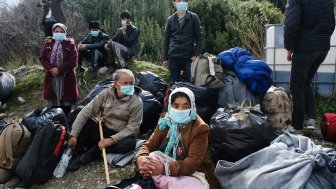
[98,111,110,185]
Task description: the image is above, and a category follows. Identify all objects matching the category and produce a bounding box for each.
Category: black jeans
[168,57,192,83]
[77,49,107,71]
[290,50,329,130]
[43,21,56,37]
[76,118,136,154]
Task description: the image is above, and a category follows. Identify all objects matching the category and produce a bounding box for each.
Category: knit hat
[89,21,100,30]
[52,23,67,33]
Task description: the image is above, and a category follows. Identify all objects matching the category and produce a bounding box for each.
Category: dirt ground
[0,127,334,189]
[0,161,136,189]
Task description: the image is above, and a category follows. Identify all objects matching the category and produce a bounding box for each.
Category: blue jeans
[168,57,192,83]
[290,50,329,130]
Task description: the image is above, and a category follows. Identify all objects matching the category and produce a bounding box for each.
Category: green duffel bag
[191,52,224,88]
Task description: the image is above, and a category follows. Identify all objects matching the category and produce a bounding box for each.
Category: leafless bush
[0,0,86,65]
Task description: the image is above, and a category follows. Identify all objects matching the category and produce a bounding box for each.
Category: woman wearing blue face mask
[39,23,79,116]
[135,87,220,189]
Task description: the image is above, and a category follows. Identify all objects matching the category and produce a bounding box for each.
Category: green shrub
[63,0,283,61]
[316,95,336,121]
[225,0,283,58]
[1,0,283,65]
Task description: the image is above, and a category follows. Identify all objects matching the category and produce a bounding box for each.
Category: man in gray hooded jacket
[67,69,143,170]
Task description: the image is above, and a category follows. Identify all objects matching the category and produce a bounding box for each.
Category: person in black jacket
[284,0,335,134]
[105,10,139,71]
[162,0,203,83]
[77,21,109,79]
[37,0,66,37]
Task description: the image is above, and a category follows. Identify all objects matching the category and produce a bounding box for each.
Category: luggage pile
[3,47,335,188]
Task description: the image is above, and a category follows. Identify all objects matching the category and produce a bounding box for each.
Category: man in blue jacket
[77,21,109,79]
[162,0,203,83]
[284,0,335,134]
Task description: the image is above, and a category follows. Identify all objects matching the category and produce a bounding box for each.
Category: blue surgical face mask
[121,20,127,27]
[91,31,99,37]
[169,108,192,124]
[176,2,188,12]
[119,85,135,96]
[53,33,66,41]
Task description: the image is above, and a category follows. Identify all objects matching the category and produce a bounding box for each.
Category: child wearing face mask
[162,0,203,84]
[39,23,79,116]
[104,10,140,71]
[134,87,220,189]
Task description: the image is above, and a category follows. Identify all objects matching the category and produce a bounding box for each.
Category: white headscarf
[159,87,197,159]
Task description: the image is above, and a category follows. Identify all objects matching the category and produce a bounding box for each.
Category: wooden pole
[98,111,110,185]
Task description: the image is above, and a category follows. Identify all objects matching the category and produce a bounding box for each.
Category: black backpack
[15,120,67,186]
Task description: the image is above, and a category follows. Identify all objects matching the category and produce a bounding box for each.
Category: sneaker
[306,119,316,130]
[98,66,109,75]
[80,146,101,165]
[283,125,303,135]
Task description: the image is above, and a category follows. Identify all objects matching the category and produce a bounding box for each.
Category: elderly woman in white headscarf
[135,87,220,189]
[39,23,79,115]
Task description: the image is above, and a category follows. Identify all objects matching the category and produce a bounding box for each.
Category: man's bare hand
[162,60,168,68]
[98,138,114,149]
[68,136,77,149]
[78,44,87,51]
[287,50,293,62]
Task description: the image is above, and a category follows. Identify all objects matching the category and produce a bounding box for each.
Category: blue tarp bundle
[217,47,272,94]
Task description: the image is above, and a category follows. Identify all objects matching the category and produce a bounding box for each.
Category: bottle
[53,148,72,178]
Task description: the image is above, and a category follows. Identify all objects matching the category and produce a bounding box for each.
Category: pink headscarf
[50,23,67,67]
[52,23,67,33]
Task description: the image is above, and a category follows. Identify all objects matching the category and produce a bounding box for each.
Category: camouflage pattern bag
[261,86,293,129]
